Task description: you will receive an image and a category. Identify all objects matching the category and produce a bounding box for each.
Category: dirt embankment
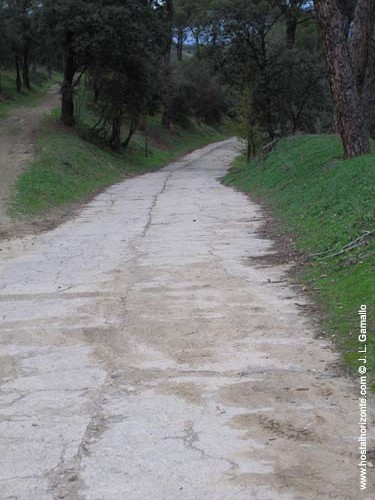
[0,86,59,240]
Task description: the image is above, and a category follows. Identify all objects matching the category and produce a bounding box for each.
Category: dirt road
[0,140,372,499]
[0,86,59,237]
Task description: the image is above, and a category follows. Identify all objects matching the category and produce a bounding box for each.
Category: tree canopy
[1,0,374,157]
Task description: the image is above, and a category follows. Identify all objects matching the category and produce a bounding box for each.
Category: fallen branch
[260,139,280,158]
[311,230,375,260]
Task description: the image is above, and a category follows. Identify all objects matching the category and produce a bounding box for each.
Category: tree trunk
[161,97,172,129]
[211,24,218,46]
[286,16,297,49]
[93,77,103,104]
[122,120,137,149]
[194,30,201,60]
[350,0,375,96]
[161,0,174,130]
[265,96,274,141]
[111,111,123,151]
[314,0,370,158]
[177,26,184,62]
[61,33,75,127]
[15,55,22,93]
[246,128,252,163]
[22,47,31,90]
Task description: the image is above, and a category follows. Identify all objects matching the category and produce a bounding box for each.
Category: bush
[170,60,227,127]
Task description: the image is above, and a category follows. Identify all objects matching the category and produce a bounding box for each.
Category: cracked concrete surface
[0,139,373,499]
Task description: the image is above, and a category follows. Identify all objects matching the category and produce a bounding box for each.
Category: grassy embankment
[9,108,227,216]
[224,135,375,383]
[0,69,60,118]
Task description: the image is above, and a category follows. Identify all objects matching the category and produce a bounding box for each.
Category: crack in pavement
[141,170,175,238]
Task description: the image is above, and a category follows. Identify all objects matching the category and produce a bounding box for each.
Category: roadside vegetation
[10,111,225,216]
[0,69,60,118]
[224,135,375,383]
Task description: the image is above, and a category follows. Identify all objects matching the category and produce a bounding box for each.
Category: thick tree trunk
[15,55,22,93]
[314,0,370,158]
[61,34,75,127]
[350,0,375,96]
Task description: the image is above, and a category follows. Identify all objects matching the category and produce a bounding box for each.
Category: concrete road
[0,140,371,499]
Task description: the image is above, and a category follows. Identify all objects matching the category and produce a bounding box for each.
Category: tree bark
[110,111,122,151]
[22,46,31,90]
[350,0,375,96]
[177,26,184,62]
[314,0,370,158]
[61,33,75,127]
[161,0,174,130]
[265,95,274,140]
[193,29,201,60]
[122,120,137,149]
[286,16,297,49]
[278,0,303,49]
[15,55,22,93]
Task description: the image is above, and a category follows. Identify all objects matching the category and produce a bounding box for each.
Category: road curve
[0,140,371,499]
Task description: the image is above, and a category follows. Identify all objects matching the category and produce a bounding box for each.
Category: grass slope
[10,113,226,215]
[0,70,60,118]
[224,134,375,381]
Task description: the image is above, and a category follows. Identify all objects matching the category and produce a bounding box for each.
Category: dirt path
[0,85,60,238]
[0,140,372,499]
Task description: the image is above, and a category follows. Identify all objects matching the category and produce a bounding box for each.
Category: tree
[2,0,39,92]
[277,1,313,49]
[236,83,262,162]
[314,0,375,158]
[168,59,227,127]
[161,0,175,129]
[86,0,165,149]
[174,0,189,61]
[43,0,101,127]
[216,0,284,139]
[350,0,375,96]
[41,0,166,138]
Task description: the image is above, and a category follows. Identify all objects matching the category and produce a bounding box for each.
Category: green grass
[10,113,226,216]
[224,135,375,382]
[0,69,60,119]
